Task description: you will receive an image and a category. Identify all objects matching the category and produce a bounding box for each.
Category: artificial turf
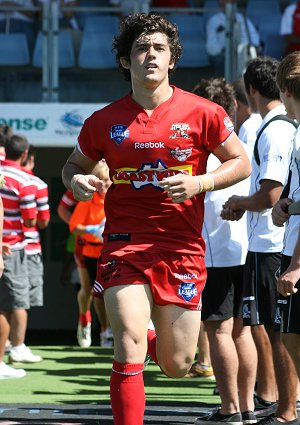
[0,345,220,406]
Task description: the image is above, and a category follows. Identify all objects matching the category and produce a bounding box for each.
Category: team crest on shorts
[178,282,197,302]
[110,125,129,144]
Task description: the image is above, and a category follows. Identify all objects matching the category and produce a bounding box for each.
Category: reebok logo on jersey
[178,283,197,302]
[174,272,198,280]
[110,124,129,144]
[135,142,165,149]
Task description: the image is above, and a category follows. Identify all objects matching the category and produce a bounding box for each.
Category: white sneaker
[77,322,91,348]
[5,340,12,353]
[100,329,113,347]
[0,361,26,379]
[8,344,42,363]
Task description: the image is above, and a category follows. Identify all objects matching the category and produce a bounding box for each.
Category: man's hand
[277,267,299,297]
[272,198,292,227]
[220,195,246,221]
[70,174,103,201]
[159,174,201,203]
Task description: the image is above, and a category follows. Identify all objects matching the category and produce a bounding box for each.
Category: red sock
[110,360,145,425]
[147,329,169,376]
[79,310,91,326]
[147,329,158,364]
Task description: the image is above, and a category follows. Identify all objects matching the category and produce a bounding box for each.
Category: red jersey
[77,86,233,256]
[23,171,50,255]
[0,160,37,249]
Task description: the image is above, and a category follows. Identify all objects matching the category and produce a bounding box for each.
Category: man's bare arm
[62,148,103,201]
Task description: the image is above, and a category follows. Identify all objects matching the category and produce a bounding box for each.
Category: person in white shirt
[280,2,300,55]
[221,56,298,425]
[233,78,262,150]
[0,0,36,51]
[193,77,257,425]
[206,0,260,76]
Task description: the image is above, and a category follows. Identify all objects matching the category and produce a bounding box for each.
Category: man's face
[219,0,237,7]
[121,32,174,89]
[280,90,296,119]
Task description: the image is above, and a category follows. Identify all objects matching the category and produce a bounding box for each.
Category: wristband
[198,173,215,193]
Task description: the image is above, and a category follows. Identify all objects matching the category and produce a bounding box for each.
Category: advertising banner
[0,103,108,147]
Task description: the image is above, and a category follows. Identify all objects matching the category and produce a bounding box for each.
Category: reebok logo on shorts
[178,282,197,302]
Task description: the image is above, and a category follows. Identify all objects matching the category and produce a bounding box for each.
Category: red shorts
[74,237,86,269]
[94,251,207,310]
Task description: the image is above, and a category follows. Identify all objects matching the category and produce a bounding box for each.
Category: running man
[62,13,251,425]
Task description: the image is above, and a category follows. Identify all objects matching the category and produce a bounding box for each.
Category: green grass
[0,345,220,406]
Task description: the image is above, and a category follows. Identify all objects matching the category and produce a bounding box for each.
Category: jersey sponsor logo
[169,123,190,140]
[170,146,192,162]
[134,141,165,149]
[110,124,130,144]
[174,272,198,280]
[178,282,197,302]
[113,159,193,190]
[223,116,234,132]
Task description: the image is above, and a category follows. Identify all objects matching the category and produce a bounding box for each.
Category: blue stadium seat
[263,34,286,60]
[0,33,30,66]
[169,14,210,68]
[78,30,116,69]
[203,0,219,24]
[32,30,75,68]
[82,14,119,33]
[246,0,281,47]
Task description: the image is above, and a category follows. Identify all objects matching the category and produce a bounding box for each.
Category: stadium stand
[169,13,210,68]
[33,30,76,68]
[0,33,30,66]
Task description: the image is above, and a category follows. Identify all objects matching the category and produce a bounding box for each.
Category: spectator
[0,172,26,378]
[221,56,298,425]
[193,77,256,425]
[0,125,12,162]
[21,145,50,310]
[206,0,260,76]
[0,0,37,52]
[271,51,300,424]
[280,1,300,55]
[61,12,251,424]
[0,134,42,365]
[232,78,262,149]
[69,160,113,347]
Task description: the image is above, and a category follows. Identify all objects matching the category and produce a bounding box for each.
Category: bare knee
[159,353,194,378]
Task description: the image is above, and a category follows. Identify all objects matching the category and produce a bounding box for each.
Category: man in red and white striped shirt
[22,145,50,308]
[0,134,42,370]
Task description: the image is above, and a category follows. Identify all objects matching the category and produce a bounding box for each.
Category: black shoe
[195,408,243,425]
[242,411,257,424]
[254,395,278,415]
[256,413,300,425]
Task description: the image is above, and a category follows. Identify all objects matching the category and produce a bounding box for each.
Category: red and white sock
[110,360,145,425]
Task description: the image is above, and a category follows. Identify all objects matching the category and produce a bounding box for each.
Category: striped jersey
[22,170,50,255]
[0,160,37,249]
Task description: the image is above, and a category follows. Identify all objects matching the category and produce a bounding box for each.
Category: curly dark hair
[112,13,183,82]
[193,78,236,119]
[243,56,280,100]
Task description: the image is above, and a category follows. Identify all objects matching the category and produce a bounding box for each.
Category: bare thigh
[152,304,201,377]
